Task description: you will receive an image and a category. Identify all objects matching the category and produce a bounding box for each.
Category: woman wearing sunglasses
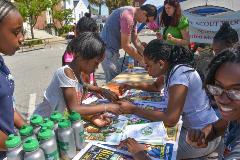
[157,0,190,46]
[187,46,240,159]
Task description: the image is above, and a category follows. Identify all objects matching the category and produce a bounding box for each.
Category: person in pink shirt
[101,4,158,82]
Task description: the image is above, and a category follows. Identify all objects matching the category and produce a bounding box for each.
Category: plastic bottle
[57,119,76,160]
[5,134,23,160]
[38,127,59,160]
[23,138,45,160]
[50,112,62,134]
[19,125,36,142]
[128,57,134,72]
[30,114,43,135]
[69,112,85,150]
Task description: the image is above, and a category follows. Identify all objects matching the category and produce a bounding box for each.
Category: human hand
[167,33,174,41]
[119,83,131,95]
[100,88,119,102]
[117,100,136,114]
[91,114,112,127]
[186,124,214,148]
[119,138,145,154]
[106,103,122,115]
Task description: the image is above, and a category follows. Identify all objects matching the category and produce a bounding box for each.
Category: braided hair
[67,32,105,60]
[205,44,240,88]
[213,22,239,47]
[76,17,98,34]
[0,0,17,23]
[143,39,195,87]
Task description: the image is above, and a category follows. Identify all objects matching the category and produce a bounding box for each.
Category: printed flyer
[72,143,133,160]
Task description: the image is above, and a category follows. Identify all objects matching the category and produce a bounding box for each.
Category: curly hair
[205,44,240,88]
[213,22,239,47]
[143,39,195,87]
[160,0,182,27]
[0,0,17,23]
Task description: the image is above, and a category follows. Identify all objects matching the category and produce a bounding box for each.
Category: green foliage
[53,9,73,26]
[22,39,44,47]
[15,0,51,39]
[105,0,133,13]
[57,25,74,36]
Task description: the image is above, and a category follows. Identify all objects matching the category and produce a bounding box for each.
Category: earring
[160,66,163,69]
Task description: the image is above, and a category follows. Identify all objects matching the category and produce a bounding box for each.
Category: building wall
[64,0,89,24]
[133,0,146,7]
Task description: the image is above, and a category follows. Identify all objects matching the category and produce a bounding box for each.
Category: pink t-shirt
[120,8,137,35]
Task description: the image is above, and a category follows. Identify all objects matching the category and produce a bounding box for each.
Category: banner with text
[183,11,240,43]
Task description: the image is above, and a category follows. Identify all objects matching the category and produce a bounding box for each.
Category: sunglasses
[206,84,240,101]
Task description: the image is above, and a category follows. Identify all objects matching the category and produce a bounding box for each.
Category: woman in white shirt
[34,32,121,127]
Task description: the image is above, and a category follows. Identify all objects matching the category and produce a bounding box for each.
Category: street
[3,34,155,119]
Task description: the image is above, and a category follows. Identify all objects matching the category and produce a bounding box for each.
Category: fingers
[187,129,207,148]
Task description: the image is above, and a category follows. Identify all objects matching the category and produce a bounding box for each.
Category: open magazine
[72,142,133,160]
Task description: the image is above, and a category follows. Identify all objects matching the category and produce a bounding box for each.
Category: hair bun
[219,22,232,33]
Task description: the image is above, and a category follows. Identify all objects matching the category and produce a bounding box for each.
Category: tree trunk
[99,4,101,15]
[30,25,34,39]
[29,16,35,39]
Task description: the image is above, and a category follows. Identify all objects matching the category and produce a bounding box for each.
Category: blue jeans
[101,49,123,83]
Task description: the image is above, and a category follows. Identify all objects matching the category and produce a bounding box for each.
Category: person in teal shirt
[157,0,190,46]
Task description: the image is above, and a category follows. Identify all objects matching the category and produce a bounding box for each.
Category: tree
[15,0,50,39]
[105,0,133,13]
[53,9,74,27]
[88,0,105,15]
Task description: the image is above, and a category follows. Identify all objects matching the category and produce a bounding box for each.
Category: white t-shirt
[164,65,218,129]
[34,65,83,117]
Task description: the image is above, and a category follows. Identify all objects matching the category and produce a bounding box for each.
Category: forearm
[0,131,7,151]
[132,39,144,56]
[70,104,107,115]
[129,82,160,92]
[14,111,26,129]
[206,119,228,141]
[133,107,179,127]
[85,84,101,93]
[133,107,165,122]
[123,45,143,64]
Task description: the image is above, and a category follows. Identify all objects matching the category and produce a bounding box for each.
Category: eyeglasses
[206,84,240,101]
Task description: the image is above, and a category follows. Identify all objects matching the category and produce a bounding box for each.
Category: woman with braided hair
[213,22,239,55]
[0,0,26,158]
[118,39,221,159]
[187,45,240,159]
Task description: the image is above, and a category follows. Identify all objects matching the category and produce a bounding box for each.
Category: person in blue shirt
[187,45,240,159]
[0,0,26,158]
[119,40,220,159]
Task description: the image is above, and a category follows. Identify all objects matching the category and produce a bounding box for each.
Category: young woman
[157,0,190,46]
[34,32,122,127]
[212,22,239,55]
[187,46,240,159]
[118,39,221,159]
[62,16,118,102]
[0,0,26,158]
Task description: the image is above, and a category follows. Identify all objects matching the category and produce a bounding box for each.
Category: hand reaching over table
[99,88,120,102]
[119,138,151,160]
[91,114,112,128]
[118,100,136,114]
[119,83,131,95]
